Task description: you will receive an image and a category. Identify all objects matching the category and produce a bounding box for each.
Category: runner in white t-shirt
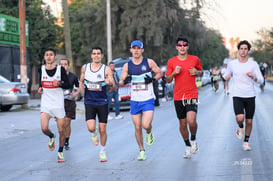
[223,40,264,151]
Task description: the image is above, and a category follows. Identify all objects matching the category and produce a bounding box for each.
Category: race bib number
[132,82,147,91]
[86,81,102,91]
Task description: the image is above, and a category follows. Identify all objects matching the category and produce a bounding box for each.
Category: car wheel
[1,105,13,111]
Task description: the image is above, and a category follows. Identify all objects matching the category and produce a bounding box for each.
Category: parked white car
[0,75,29,111]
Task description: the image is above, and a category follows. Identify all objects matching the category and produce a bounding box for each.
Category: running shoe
[99,151,108,162]
[137,150,146,161]
[114,115,123,120]
[243,142,251,151]
[146,131,154,146]
[64,142,70,150]
[57,152,64,162]
[191,140,199,154]
[91,133,99,146]
[48,133,55,151]
[183,146,191,159]
[236,128,244,139]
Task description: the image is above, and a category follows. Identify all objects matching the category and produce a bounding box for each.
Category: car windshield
[0,75,10,83]
[112,57,131,68]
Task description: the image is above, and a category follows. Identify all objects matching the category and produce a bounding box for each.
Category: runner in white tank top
[37,48,69,163]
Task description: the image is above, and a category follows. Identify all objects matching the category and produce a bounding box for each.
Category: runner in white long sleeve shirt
[223,40,264,151]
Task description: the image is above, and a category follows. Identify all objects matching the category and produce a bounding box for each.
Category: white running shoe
[114,115,123,120]
[190,140,199,154]
[243,142,251,151]
[108,115,113,120]
[236,128,244,139]
[183,146,191,159]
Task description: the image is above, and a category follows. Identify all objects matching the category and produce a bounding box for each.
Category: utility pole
[106,0,112,64]
[62,0,73,72]
[19,0,28,107]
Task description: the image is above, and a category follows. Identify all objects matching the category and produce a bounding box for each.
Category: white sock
[100,146,105,152]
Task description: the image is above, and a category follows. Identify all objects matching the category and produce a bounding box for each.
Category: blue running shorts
[130,98,155,115]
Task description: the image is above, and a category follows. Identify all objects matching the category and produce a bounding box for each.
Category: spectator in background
[259,62,266,92]
[107,62,123,120]
[60,59,80,150]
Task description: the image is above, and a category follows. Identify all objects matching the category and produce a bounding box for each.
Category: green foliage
[69,0,107,64]
[0,0,61,65]
[68,0,228,68]
[251,27,273,66]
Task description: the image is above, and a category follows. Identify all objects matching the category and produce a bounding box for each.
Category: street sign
[0,14,29,46]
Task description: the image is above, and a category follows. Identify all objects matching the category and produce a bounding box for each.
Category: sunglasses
[177,43,188,47]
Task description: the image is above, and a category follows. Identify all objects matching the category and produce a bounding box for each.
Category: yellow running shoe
[48,133,55,151]
[146,131,154,146]
[137,150,146,161]
[91,133,99,146]
[57,152,64,162]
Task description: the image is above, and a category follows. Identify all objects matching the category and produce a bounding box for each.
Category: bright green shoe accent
[91,133,99,146]
[137,150,146,161]
[99,151,107,162]
[48,133,55,151]
[146,131,154,146]
[57,152,64,162]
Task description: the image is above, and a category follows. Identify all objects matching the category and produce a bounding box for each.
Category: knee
[245,119,252,125]
[58,126,65,135]
[236,115,244,122]
[88,127,96,133]
[99,127,106,135]
[41,127,48,134]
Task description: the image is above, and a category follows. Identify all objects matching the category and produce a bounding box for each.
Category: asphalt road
[0,81,272,181]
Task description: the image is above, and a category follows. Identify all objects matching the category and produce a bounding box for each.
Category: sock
[191,135,196,141]
[184,139,191,147]
[244,136,250,142]
[238,123,244,128]
[58,147,64,152]
[49,132,54,138]
[65,137,70,144]
[100,146,105,152]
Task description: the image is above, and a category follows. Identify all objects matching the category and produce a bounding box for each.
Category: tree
[0,0,61,65]
[68,0,228,70]
[251,27,273,66]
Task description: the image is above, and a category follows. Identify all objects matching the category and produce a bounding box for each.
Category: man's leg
[187,111,197,138]
[132,114,144,151]
[64,117,71,149]
[179,118,189,141]
[114,91,120,117]
[98,122,107,147]
[56,117,65,148]
[40,112,51,136]
[245,118,253,139]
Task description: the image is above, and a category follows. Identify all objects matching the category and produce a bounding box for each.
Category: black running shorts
[85,104,108,123]
[174,99,198,119]
[64,99,76,119]
[233,97,255,119]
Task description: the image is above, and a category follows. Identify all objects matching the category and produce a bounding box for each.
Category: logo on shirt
[97,74,102,80]
[141,65,147,72]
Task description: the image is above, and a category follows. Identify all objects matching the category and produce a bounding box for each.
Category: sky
[201,0,273,46]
